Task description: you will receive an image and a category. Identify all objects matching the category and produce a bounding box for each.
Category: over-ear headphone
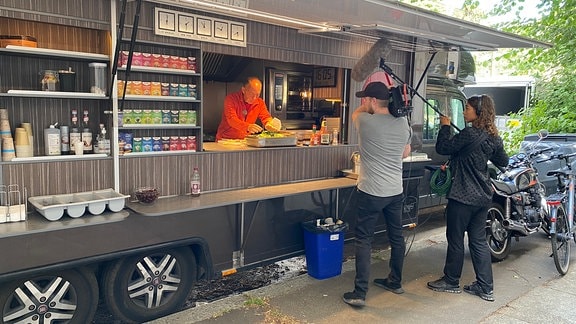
[474,95,483,115]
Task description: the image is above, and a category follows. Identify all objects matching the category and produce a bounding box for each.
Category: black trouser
[443,199,493,291]
[353,189,405,298]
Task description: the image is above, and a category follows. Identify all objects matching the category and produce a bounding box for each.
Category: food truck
[0,0,550,322]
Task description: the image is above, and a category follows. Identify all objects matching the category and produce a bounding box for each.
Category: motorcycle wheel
[551,205,571,275]
[486,202,512,262]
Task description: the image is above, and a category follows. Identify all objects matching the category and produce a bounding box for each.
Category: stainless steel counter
[127,177,357,216]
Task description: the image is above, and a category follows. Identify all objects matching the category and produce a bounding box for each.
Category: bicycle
[544,151,576,275]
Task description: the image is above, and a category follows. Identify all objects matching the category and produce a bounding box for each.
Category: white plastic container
[44,124,61,156]
[29,189,129,221]
[88,62,107,94]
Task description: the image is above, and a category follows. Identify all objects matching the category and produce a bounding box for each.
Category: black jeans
[353,189,405,298]
[443,199,493,291]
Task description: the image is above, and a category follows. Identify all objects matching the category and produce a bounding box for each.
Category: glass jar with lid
[40,70,59,91]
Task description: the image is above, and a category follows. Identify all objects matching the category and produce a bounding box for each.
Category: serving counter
[127,177,357,216]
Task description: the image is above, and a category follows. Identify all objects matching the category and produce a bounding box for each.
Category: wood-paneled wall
[118,145,358,197]
[3,159,114,197]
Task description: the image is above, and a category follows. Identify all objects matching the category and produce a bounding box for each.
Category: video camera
[388,84,413,118]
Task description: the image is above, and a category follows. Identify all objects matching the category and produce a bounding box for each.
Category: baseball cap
[355,82,390,100]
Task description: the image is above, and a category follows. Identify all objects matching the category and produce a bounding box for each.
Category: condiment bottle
[191,167,201,197]
[60,125,70,155]
[81,109,92,154]
[70,109,81,155]
[310,124,319,146]
[94,124,110,155]
[332,129,339,145]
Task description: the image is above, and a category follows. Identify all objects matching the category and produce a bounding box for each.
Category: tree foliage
[403,0,576,151]
[488,0,576,150]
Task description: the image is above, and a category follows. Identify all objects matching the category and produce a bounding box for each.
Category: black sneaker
[342,291,366,307]
[373,278,404,294]
[464,281,494,302]
[427,277,461,293]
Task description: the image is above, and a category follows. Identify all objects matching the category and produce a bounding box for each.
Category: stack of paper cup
[0,108,14,161]
[2,137,15,161]
[0,109,11,139]
[21,122,33,155]
[15,127,32,157]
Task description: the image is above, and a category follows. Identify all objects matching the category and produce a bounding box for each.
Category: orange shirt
[216,90,273,140]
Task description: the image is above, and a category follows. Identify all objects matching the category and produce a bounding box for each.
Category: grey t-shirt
[354,113,411,197]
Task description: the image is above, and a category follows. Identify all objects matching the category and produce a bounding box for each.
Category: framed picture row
[155,7,247,47]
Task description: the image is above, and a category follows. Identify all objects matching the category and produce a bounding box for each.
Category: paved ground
[150,210,576,324]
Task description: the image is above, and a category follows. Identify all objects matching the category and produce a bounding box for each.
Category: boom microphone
[351,38,392,82]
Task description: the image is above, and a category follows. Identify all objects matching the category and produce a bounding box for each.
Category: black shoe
[373,278,404,294]
[427,277,461,293]
[464,281,494,302]
[342,291,366,307]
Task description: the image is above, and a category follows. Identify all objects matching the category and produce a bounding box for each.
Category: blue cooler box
[302,220,347,280]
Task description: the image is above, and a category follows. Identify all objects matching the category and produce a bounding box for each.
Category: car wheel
[0,268,98,323]
[102,247,197,323]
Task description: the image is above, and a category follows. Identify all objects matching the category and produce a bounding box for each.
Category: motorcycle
[486,130,553,262]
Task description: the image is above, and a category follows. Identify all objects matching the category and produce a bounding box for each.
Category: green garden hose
[430,167,452,196]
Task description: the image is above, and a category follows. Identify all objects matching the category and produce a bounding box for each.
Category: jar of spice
[40,70,59,91]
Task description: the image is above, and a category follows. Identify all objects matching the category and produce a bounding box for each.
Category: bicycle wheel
[551,205,571,275]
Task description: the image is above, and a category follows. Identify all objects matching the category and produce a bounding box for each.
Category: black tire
[0,268,98,324]
[551,205,571,275]
[486,202,512,262]
[102,247,197,323]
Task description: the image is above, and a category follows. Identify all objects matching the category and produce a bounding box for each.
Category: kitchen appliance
[266,68,314,130]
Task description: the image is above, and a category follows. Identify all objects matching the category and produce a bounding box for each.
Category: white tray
[28,189,129,221]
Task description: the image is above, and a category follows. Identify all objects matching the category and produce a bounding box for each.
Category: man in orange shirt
[216,77,280,140]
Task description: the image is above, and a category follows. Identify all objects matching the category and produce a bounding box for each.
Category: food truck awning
[176,0,551,52]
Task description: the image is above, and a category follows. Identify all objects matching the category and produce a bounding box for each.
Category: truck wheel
[486,203,512,262]
[0,268,98,323]
[102,247,197,323]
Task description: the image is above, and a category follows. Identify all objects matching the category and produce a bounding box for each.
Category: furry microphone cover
[351,38,392,82]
